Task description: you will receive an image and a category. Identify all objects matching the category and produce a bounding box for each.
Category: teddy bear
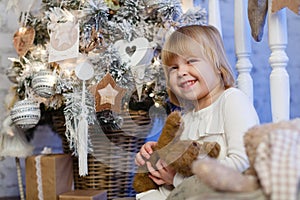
[188,118,300,199]
[132,111,221,193]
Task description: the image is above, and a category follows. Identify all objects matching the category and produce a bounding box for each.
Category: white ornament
[32,69,57,98]
[114,37,155,67]
[74,59,95,176]
[10,99,41,129]
[75,60,94,81]
[48,22,79,62]
[114,37,156,100]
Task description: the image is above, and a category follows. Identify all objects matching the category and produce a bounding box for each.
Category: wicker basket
[51,109,71,153]
[52,109,152,200]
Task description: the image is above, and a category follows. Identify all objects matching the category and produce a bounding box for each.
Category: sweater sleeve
[219,89,260,172]
[173,172,185,187]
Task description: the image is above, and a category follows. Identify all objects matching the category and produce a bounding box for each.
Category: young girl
[135,25,260,200]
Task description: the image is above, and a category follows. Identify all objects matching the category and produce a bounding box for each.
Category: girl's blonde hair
[161,25,235,107]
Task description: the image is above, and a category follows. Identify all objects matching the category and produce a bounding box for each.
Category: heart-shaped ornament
[13,27,35,57]
[125,46,136,56]
[114,37,155,67]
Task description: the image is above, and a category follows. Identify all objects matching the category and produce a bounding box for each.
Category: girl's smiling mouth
[180,80,197,88]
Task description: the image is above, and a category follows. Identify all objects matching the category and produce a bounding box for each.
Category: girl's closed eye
[187,58,201,65]
[168,65,178,73]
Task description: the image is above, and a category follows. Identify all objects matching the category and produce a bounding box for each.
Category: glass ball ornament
[10,99,41,129]
[32,69,57,98]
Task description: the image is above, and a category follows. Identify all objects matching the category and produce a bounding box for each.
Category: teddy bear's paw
[202,141,220,158]
[133,173,158,193]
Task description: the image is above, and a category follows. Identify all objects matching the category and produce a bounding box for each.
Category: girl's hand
[147,159,176,186]
[135,141,157,166]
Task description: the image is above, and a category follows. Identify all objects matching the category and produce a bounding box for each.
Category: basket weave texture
[52,110,152,200]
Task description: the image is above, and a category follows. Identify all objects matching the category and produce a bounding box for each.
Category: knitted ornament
[32,69,57,98]
[10,99,41,129]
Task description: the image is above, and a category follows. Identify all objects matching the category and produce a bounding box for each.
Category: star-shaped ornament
[90,73,127,112]
[50,21,78,51]
[98,83,119,105]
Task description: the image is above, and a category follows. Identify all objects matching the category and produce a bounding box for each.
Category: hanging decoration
[47,7,80,62]
[114,37,156,101]
[0,115,34,158]
[10,98,41,130]
[74,58,94,176]
[32,69,57,98]
[13,27,35,57]
[91,73,127,113]
[113,37,156,68]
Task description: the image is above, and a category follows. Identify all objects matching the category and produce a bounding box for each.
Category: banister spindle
[268,0,290,122]
[208,0,222,37]
[234,0,254,102]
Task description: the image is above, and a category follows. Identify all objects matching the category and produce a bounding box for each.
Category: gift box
[25,154,73,200]
[59,190,107,200]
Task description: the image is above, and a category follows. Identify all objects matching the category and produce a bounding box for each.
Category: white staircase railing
[268,0,290,122]
[185,0,290,122]
[208,0,223,37]
[234,0,254,102]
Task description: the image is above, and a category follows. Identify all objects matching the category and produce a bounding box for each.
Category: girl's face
[166,52,223,109]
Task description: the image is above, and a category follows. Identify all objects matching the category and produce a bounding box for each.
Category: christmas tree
[2,0,207,198]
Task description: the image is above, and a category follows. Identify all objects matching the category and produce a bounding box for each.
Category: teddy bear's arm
[192,157,259,192]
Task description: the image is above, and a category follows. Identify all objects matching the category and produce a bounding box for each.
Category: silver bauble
[10,99,41,129]
[32,69,57,98]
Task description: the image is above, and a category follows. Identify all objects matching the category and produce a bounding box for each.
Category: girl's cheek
[169,75,177,85]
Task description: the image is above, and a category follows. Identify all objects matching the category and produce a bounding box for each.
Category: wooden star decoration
[98,84,119,105]
[90,73,127,113]
[272,0,300,15]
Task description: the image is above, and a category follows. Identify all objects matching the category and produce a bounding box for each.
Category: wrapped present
[25,154,73,200]
[59,190,107,200]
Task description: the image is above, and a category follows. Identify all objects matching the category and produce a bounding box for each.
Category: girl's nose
[177,65,188,77]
